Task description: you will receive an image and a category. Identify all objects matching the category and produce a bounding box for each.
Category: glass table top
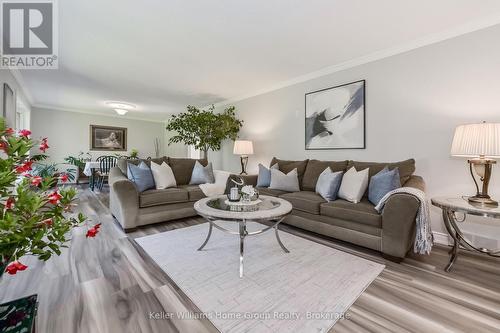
[206,197,281,213]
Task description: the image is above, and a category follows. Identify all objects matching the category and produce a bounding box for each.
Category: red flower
[39,138,49,153]
[18,129,31,138]
[86,223,102,238]
[42,218,53,227]
[5,261,28,275]
[15,160,33,174]
[0,141,7,152]
[59,173,69,183]
[31,176,42,186]
[5,128,14,136]
[4,197,15,210]
[47,191,63,204]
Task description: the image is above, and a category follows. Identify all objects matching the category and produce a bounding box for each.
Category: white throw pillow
[338,167,369,203]
[150,161,177,189]
[269,168,300,192]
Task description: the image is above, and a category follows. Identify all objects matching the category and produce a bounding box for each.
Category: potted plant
[130,149,139,159]
[166,105,243,159]
[31,163,76,188]
[0,119,100,331]
[64,151,91,180]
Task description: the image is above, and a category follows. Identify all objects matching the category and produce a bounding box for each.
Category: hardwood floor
[1,187,499,333]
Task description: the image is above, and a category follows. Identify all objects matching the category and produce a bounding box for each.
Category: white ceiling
[17,0,500,121]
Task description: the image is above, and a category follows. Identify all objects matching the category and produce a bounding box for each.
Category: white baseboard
[432,232,451,246]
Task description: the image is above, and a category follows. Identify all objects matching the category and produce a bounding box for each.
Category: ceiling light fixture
[114,108,129,115]
[105,101,136,109]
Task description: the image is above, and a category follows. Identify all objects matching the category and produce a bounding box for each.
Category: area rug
[136,222,384,333]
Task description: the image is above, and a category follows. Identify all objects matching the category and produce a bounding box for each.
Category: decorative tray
[224,199,262,206]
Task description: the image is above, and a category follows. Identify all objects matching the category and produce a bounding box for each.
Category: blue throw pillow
[368,167,401,205]
[315,167,344,201]
[127,162,155,192]
[189,161,215,185]
[256,163,278,187]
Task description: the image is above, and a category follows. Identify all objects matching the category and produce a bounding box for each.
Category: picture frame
[3,83,15,119]
[305,80,365,150]
[89,125,127,151]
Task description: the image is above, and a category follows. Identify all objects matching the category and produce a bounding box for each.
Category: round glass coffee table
[194,195,293,277]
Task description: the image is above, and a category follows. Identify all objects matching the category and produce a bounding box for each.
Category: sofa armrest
[381,175,425,258]
[403,175,425,191]
[109,167,139,230]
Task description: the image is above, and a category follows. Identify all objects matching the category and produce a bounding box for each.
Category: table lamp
[233,140,253,175]
[451,122,500,207]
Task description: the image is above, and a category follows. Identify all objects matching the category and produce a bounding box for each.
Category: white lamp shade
[450,122,500,158]
[233,140,253,155]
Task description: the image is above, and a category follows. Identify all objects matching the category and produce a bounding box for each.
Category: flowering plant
[0,118,97,276]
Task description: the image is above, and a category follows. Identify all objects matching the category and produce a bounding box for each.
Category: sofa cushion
[139,188,189,208]
[280,191,326,215]
[168,158,208,185]
[302,159,348,191]
[257,187,288,197]
[189,161,215,185]
[270,157,309,189]
[320,198,381,227]
[179,185,205,201]
[269,168,300,192]
[347,159,415,185]
[117,157,168,176]
[127,162,155,192]
[257,163,278,187]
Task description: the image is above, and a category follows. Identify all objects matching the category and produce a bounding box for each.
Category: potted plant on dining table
[0,119,100,332]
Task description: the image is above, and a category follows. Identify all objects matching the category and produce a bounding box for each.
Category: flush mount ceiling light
[114,108,129,115]
[105,101,136,110]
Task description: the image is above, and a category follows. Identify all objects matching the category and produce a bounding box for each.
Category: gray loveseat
[232,157,425,261]
[109,157,208,231]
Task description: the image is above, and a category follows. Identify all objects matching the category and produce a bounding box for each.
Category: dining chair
[96,156,117,190]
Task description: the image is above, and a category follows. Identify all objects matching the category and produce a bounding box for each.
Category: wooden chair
[96,156,117,190]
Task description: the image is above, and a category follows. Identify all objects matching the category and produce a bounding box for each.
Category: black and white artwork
[90,125,127,151]
[305,80,365,149]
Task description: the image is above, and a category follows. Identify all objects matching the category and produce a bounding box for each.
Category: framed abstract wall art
[305,80,365,150]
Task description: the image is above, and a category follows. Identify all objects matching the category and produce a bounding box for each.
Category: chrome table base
[442,209,500,272]
[198,218,290,278]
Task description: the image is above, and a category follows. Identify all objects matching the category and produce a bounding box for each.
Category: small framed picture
[90,125,127,151]
[305,80,365,150]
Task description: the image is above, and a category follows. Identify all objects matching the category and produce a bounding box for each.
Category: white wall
[217,25,500,236]
[31,107,168,163]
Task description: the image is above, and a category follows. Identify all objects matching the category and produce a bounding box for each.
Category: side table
[431,196,500,272]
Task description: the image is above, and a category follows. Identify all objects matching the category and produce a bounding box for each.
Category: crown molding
[33,104,166,123]
[213,14,500,107]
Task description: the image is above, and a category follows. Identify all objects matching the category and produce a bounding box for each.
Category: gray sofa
[109,157,208,231]
[109,156,424,261]
[231,157,424,261]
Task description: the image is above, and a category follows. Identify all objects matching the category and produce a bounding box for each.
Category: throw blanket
[374,187,433,255]
[198,170,231,197]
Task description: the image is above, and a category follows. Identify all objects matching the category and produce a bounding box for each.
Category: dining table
[83,161,100,191]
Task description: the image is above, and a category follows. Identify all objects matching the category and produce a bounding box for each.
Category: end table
[431,196,500,272]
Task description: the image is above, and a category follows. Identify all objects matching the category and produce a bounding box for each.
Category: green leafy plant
[130,149,139,159]
[0,119,99,277]
[32,163,76,185]
[166,105,243,159]
[64,156,85,171]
